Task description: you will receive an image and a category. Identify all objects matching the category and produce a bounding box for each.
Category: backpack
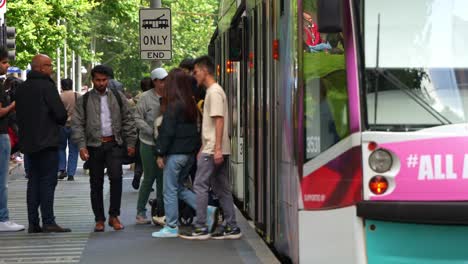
[82,88,135,165]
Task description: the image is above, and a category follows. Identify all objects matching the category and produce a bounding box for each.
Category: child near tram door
[180,55,242,240]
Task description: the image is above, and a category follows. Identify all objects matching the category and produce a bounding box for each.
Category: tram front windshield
[363,0,468,131]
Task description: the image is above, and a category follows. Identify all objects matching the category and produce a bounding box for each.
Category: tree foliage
[161,0,218,69]
[88,0,146,91]
[6,0,95,68]
[5,0,218,93]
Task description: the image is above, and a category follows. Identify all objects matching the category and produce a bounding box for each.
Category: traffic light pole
[150,0,162,68]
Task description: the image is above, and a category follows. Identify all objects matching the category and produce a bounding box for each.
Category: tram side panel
[298,0,366,263]
[274,0,301,262]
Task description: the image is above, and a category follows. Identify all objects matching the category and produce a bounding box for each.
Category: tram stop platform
[0,162,279,264]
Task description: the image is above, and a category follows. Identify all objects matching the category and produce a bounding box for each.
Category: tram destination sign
[139,8,172,60]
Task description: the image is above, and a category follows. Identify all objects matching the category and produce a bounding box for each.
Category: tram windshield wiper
[373,68,452,125]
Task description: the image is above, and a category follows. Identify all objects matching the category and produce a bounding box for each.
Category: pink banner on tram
[371,136,468,201]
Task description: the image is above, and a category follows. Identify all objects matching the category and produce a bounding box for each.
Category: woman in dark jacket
[152,68,216,238]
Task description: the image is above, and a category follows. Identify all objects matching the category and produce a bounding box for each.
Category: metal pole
[71,51,76,90]
[150,0,161,8]
[91,37,96,69]
[77,55,82,93]
[150,0,162,68]
[56,47,61,92]
[64,42,67,78]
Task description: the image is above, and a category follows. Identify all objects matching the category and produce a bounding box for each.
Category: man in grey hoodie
[133,67,167,225]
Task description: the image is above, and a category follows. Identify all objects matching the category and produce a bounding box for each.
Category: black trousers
[88,142,123,222]
[27,147,59,226]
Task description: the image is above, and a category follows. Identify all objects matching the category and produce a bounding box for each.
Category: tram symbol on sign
[142,14,169,29]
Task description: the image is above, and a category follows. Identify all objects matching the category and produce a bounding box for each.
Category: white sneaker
[0,221,25,232]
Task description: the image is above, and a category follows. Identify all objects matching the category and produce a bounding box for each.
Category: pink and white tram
[210,0,468,263]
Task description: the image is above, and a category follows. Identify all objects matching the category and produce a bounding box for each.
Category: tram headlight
[369,149,393,173]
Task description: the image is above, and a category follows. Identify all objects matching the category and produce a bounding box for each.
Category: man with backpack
[71,65,136,232]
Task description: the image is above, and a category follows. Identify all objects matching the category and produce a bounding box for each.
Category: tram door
[255,3,267,234]
[246,7,256,220]
[226,21,245,205]
[264,0,277,244]
[246,2,271,238]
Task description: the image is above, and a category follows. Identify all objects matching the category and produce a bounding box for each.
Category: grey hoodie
[134,89,162,146]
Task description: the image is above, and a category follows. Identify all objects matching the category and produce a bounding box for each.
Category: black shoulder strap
[109,88,123,109]
[82,92,89,120]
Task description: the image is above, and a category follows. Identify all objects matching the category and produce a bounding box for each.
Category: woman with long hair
[151,68,217,238]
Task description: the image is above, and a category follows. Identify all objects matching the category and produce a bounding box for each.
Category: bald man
[16,54,70,233]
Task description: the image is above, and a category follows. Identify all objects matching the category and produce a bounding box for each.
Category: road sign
[0,0,7,23]
[139,8,172,60]
[0,0,6,14]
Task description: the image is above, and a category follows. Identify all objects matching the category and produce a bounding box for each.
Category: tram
[210,0,468,263]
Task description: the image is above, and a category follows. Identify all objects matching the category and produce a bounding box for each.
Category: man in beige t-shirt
[201,82,230,156]
[58,78,80,181]
[180,56,242,241]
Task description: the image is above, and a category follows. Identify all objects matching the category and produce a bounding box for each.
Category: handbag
[7,126,18,150]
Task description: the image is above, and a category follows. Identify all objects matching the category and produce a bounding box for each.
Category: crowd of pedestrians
[0,49,242,240]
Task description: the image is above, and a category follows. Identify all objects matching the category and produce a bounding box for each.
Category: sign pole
[151,0,162,68]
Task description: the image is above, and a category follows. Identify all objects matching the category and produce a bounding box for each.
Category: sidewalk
[1,162,279,264]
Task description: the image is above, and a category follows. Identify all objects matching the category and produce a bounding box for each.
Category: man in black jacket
[16,54,71,233]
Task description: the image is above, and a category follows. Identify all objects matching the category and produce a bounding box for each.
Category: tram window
[303,1,350,161]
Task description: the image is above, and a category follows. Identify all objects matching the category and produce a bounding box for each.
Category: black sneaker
[67,176,74,181]
[179,226,210,240]
[58,171,67,180]
[28,225,42,233]
[211,226,242,240]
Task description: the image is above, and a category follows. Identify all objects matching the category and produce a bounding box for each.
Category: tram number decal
[306,136,320,155]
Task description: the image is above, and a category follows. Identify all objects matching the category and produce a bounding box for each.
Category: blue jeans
[0,134,11,222]
[58,126,79,176]
[309,42,332,53]
[163,154,196,227]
